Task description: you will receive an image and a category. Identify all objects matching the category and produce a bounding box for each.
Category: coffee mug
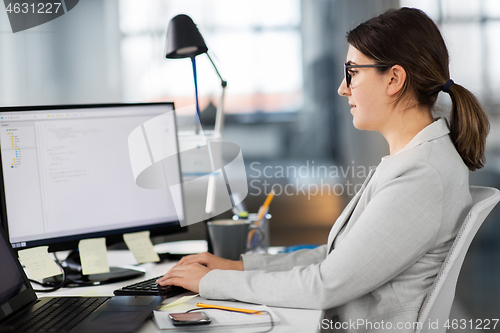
[207,220,265,260]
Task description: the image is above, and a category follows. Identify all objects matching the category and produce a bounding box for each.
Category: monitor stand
[43,250,145,287]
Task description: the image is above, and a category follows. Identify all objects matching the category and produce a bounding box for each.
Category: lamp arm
[214,85,226,133]
[206,53,227,87]
[206,53,227,134]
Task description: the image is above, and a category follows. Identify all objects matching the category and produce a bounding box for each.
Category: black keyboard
[113,276,187,297]
[13,297,109,333]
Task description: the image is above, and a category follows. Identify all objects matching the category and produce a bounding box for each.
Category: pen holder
[244,210,271,254]
[207,220,265,260]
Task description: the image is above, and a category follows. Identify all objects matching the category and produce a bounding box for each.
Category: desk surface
[35,241,323,333]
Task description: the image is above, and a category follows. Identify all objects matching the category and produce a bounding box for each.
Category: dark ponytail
[347,7,489,171]
[447,83,489,170]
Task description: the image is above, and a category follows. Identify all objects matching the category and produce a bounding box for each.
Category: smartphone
[168,312,211,326]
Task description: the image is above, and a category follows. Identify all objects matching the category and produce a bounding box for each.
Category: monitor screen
[0,103,185,252]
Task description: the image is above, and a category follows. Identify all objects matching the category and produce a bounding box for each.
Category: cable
[185,307,274,333]
[30,252,67,292]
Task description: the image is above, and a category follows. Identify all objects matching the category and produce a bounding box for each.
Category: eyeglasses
[344,63,391,88]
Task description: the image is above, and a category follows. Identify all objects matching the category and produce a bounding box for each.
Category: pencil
[257,190,275,221]
[196,303,262,315]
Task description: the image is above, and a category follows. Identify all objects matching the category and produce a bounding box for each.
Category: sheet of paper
[123,231,160,263]
[153,299,280,330]
[78,289,113,297]
[78,238,109,275]
[18,246,61,280]
[157,294,199,311]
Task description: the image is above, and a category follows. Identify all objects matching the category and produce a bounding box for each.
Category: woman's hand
[155,253,243,293]
[174,252,244,271]
[156,263,210,293]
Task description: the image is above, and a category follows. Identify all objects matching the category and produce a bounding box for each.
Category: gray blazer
[199,118,472,333]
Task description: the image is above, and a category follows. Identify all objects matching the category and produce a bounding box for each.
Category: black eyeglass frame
[344,63,391,88]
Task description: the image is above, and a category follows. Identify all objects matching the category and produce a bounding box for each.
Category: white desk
[36,241,323,333]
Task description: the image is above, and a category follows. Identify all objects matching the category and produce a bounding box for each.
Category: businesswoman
[158,7,489,332]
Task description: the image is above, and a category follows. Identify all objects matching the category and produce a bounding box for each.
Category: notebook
[152,296,280,330]
[0,228,163,333]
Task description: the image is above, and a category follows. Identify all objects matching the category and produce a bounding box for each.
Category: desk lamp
[165,14,227,134]
[164,14,236,237]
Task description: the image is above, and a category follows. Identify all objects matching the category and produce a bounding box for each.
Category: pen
[248,190,275,245]
[196,303,262,315]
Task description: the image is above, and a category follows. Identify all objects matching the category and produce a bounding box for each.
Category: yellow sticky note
[78,238,109,275]
[123,231,160,263]
[18,246,61,280]
[157,295,199,311]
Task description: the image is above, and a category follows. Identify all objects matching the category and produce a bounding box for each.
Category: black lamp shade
[165,14,208,59]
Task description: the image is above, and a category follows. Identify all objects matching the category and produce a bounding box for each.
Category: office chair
[416,186,500,333]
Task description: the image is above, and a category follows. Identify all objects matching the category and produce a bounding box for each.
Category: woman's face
[338,45,392,132]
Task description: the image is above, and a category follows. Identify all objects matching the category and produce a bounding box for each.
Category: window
[119,0,302,115]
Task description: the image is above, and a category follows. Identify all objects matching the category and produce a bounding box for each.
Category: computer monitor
[0,102,185,285]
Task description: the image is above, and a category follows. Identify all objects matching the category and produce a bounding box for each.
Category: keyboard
[13,297,109,333]
[113,276,187,297]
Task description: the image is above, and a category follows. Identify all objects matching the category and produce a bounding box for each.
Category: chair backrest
[415,186,500,333]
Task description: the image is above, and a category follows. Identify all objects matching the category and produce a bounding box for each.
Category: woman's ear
[387,65,406,96]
